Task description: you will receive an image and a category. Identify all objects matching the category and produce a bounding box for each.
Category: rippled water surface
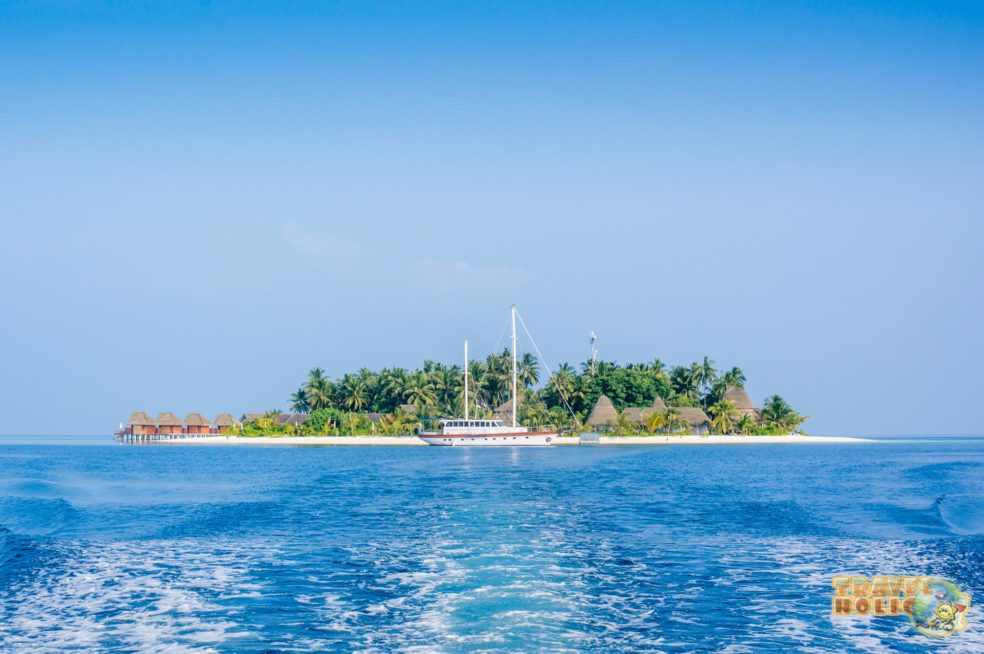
[1,436,982,653]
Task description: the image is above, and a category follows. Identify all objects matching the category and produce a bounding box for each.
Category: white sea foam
[0,537,276,654]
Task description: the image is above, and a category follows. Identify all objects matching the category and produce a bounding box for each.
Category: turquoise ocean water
[0,436,982,652]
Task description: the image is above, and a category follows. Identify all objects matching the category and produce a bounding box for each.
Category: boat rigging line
[513,307,580,425]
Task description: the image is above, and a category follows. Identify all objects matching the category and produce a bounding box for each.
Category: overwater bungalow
[183,413,211,435]
[156,412,183,435]
[213,414,236,434]
[127,411,156,435]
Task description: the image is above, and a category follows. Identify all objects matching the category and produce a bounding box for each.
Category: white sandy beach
[152,434,871,446]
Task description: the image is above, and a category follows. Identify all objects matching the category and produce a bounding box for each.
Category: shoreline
[143,434,873,446]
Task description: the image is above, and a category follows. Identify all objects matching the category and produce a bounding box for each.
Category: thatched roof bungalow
[156,411,183,435]
[586,395,618,430]
[277,413,307,427]
[183,413,211,434]
[127,411,156,435]
[669,407,711,435]
[213,413,236,433]
[722,387,757,417]
[621,397,668,428]
[397,404,418,416]
[493,395,523,424]
[620,407,648,425]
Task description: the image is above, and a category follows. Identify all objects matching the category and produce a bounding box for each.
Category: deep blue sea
[0,436,982,653]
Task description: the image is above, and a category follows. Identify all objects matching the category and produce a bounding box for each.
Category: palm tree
[671,366,698,397]
[341,374,368,411]
[518,352,540,389]
[664,407,687,434]
[699,356,718,391]
[708,400,739,434]
[760,395,806,433]
[440,366,463,407]
[403,370,437,407]
[467,361,488,410]
[644,410,667,434]
[613,412,635,436]
[380,411,418,435]
[381,368,409,410]
[546,363,575,406]
[737,414,757,435]
[721,367,746,390]
[305,368,333,410]
[522,401,550,428]
[289,387,310,413]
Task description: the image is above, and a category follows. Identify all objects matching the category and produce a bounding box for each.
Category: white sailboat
[418,306,559,447]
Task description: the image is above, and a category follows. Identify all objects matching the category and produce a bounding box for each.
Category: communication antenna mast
[589,330,598,375]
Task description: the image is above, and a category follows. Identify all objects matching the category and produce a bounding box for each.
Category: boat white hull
[419,431,559,447]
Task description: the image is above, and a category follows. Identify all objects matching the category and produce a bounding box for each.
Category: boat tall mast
[464,340,469,420]
[511,305,518,428]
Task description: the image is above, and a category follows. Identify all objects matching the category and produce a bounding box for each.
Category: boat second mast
[511,305,518,428]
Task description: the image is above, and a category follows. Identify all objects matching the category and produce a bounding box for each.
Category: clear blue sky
[1,1,982,435]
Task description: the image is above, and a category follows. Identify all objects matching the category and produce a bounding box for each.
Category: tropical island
[214,353,808,438]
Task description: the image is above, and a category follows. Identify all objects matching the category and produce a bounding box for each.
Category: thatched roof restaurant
[651,396,668,412]
[586,395,618,429]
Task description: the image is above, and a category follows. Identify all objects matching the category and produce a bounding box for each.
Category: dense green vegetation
[238,353,807,436]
